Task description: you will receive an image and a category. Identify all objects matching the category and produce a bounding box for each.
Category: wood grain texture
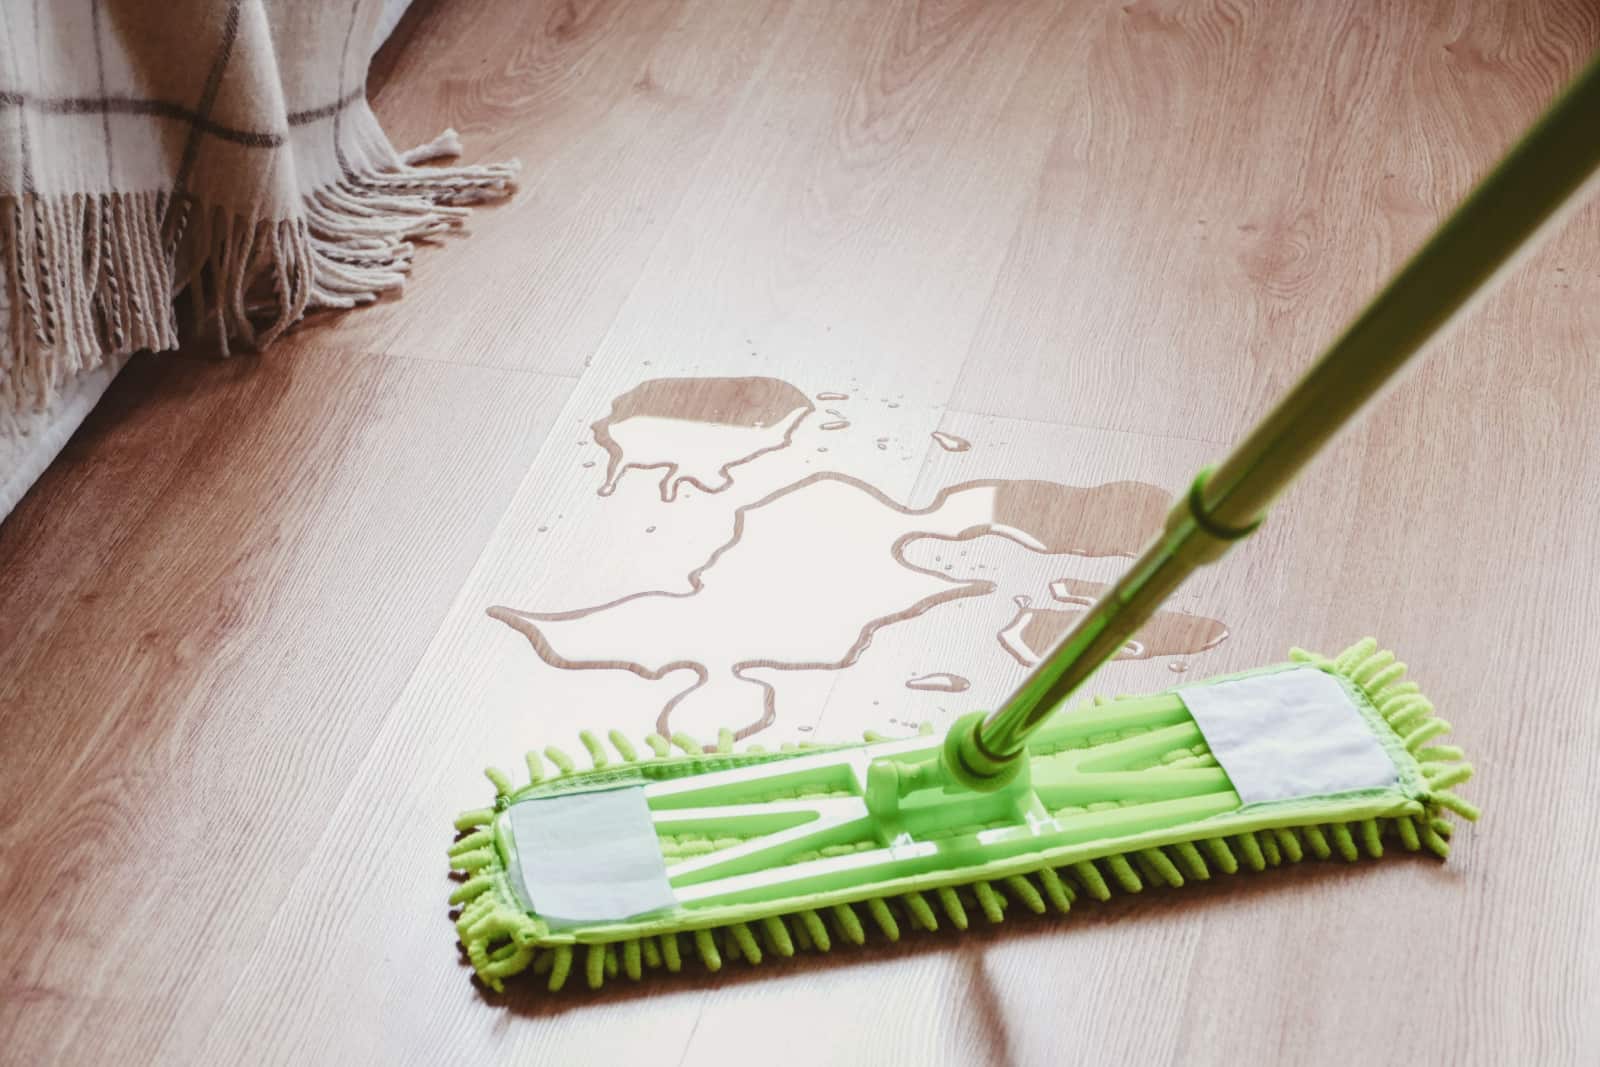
[3,1,1599,1064]
[0,349,574,1063]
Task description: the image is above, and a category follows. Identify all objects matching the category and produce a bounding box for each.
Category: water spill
[905,672,971,693]
[818,392,850,401]
[493,469,1210,740]
[820,421,850,431]
[998,579,1229,667]
[982,480,1169,557]
[590,377,813,501]
[931,431,971,453]
[493,474,1004,737]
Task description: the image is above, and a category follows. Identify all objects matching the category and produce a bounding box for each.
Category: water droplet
[646,526,657,533]
[537,526,549,533]
[1168,662,1189,673]
[798,724,813,733]
[582,460,596,468]
[906,673,971,693]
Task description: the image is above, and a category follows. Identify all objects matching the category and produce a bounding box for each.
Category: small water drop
[906,673,971,694]
[1168,662,1190,674]
[537,526,549,533]
[645,526,657,533]
[582,460,596,468]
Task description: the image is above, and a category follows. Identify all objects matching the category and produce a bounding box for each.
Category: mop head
[449,639,1478,993]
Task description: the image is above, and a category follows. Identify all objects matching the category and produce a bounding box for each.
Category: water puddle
[497,375,1229,738]
[591,376,813,500]
[495,468,1198,737]
[998,581,1229,666]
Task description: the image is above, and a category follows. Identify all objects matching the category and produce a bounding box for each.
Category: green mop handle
[944,50,1600,792]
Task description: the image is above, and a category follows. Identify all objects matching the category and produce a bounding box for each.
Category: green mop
[450,52,1600,993]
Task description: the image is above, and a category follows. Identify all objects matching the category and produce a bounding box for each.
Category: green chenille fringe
[449,640,1479,992]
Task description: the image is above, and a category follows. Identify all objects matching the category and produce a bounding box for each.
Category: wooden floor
[5,1,1599,1063]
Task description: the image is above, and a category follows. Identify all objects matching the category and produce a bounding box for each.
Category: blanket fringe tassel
[1,127,516,430]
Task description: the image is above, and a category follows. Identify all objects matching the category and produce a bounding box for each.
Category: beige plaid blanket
[0,0,516,424]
